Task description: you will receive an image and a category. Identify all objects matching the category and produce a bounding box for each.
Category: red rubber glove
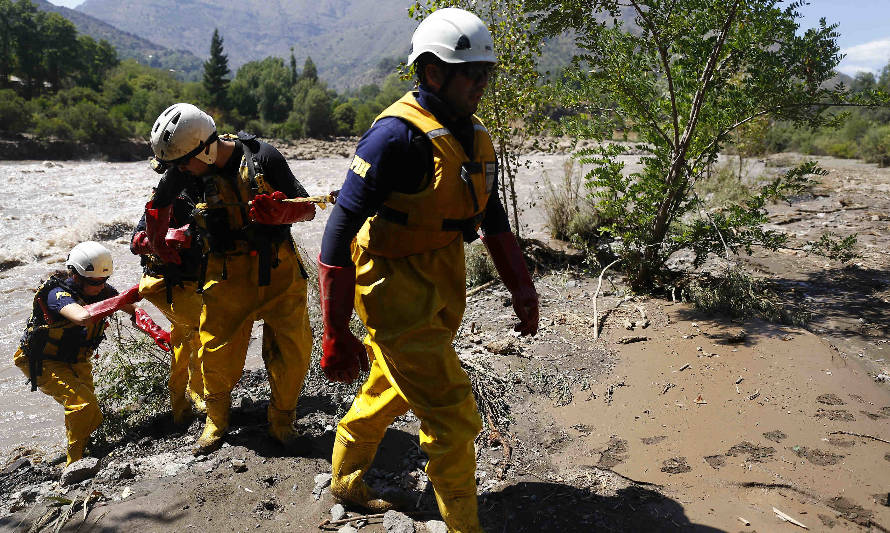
[482,231,539,336]
[130,231,152,255]
[165,224,192,249]
[145,200,181,265]
[318,256,369,383]
[83,285,142,322]
[132,308,172,352]
[250,191,315,224]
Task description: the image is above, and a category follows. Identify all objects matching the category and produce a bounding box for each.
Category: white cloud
[839,38,890,75]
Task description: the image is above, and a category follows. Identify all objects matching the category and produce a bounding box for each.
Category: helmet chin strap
[423,64,460,118]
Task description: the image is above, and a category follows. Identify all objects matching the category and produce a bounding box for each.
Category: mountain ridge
[33,0,204,79]
[75,0,418,89]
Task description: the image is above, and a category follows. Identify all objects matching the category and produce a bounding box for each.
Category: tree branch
[630,0,680,148]
[674,0,740,169]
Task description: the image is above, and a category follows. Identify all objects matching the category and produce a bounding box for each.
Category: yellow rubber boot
[330,438,397,512]
[193,394,230,456]
[267,405,310,456]
[189,388,207,414]
[186,332,205,414]
[66,438,88,466]
[435,492,483,533]
[171,389,192,426]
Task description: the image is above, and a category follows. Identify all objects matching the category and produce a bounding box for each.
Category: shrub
[543,158,603,244]
[92,315,170,448]
[465,242,497,288]
[332,102,356,136]
[686,268,810,326]
[694,162,756,209]
[60,101,127,143]
[0,90,31,131]
[33,115,74,140]
[860,124,890,167]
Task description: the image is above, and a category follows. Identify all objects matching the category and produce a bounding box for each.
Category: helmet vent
[171,112,181,124]
[163,131,172,143]
[85,263,94,271]
[456,35,471,50]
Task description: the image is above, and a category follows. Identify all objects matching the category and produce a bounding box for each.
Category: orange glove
[250,191,314,224]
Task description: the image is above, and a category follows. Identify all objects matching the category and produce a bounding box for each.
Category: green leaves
[533,0,863,286]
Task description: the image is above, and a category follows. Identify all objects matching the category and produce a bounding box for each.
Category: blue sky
[47,0,890,76]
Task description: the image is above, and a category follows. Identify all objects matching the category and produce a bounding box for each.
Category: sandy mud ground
[1,151,888,532]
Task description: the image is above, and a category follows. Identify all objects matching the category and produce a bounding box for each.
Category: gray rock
[383,510,415,533]
[312,472,332,500]
[231,459,247,473]
[2,457,30,475]
[60,457,100,486]
[338,526,358,533]
[98,461,134,482]
[330,503,346,521]
[425,520,448,533]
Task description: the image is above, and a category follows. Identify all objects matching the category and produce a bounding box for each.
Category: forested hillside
[32,0,203,80]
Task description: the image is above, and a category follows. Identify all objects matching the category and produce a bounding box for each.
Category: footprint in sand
[814,408,856,421]
[816,393,845,405]
[726,442,776,462]
[762,430,787,443]
[596,437,628,468]
[792,446,845,466]
[703,455,725,469]
[660,457,692,474]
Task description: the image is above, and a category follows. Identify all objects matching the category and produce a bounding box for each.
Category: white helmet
[66,241,113,278]
[150,103,218,165]
[407,8,496,65]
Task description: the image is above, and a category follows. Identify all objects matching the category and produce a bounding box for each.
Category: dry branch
[593,259,621,340]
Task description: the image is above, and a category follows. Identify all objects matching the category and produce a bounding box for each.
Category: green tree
[301,56,317,82]
[0,0,19,88]
[228,57,293,121]
[533,0,869,287]
[202,28,230,109]
[11,0,43,97]
[302,86,331,137]
[41,12,79,91]
[332,101,356,136]
[75,36,119,92]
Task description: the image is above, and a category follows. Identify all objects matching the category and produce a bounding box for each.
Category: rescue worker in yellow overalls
[317,9,539,532]
[145,103,316,456]
[14,242,171,465]
[130,180,206,425]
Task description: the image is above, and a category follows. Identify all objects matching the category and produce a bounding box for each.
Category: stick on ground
[593,259,621,340]
[829,431,890,445]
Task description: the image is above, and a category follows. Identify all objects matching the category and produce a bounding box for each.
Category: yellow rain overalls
[138,275,204,421]
[333,92,496,533]
[14,275,108,464]
[190,137,313,452]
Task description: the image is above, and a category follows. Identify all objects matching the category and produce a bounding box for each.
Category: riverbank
[0,133,365,163]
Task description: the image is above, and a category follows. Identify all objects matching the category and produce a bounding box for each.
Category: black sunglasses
[457,63,496,83]
[82,276,109,286]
